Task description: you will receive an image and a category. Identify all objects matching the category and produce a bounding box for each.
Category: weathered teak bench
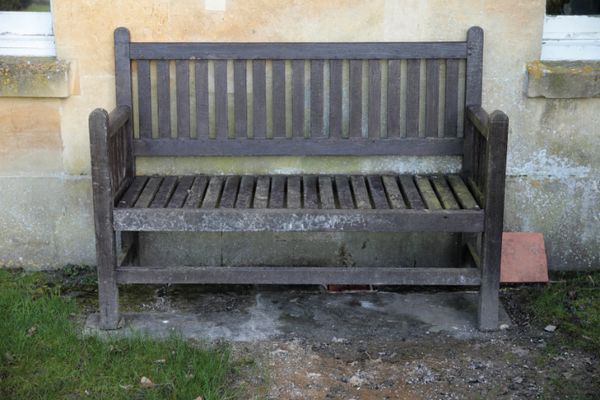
[89,26,508,331]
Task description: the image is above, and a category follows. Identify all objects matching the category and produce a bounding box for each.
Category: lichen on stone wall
[0,57,71,98]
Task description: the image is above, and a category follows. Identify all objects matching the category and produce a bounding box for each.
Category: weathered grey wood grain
[233,60,247,138]
[253,60,267,138]
[183,176,208,208]
[367,175,389,209]
[387,60,401,137]
[310,60,324,136]
[195,60,209,138]
[150,176,177,208]
[156,61,171,138]
[292,60,305,137]
[118,176,148,208]
[368,60,381,138]
[406,59,420,137]
[271,60,286,137]
[431,175,460,209]
[329,60,343,137]
[335,175,355,209]
[133,137,465,157]
[399,175,425,209]
[444,59,459,137]
[415,176,442,210]
[167,176,194,208]
[176,60,190,138]
[235,175,255,208]
[254,176,270,208]
[214,60,228,138]
[350,176,372,209]
[136,60,152,138]
[447,175,480,209]
[349,60,363,138]
[134,177,162,208]
[303,175,319,209]
[269,175,286,208]
[382,175,406,209]
[220,175,241,208]
[113,208,485,232]
[318,176,336,209]
[201,176,224,208]
[425,59,439,137]
[287,176,301,209]
[114,28,132,108]
[130,42,468,60]
[117,266,481,286]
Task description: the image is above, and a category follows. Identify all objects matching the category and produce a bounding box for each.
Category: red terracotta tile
[501,232,549,283]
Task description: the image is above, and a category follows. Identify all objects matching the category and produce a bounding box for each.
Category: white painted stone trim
[0,12,55,56]
[542,15,600,60]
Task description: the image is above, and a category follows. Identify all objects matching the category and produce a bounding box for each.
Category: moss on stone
[0,56,71,98]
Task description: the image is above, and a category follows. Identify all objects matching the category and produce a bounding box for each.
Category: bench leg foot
[478,233,501,331]
[478,278,499,331]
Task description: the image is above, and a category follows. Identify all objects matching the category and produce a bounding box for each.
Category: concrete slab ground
[84,290,511,341]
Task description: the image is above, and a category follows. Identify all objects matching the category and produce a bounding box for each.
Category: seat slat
[381,175,406,209]
[318,176,336,209]
[303,175,319,209]
[135,177,163,208]
[350,176,372,209]
[398,175,424,209]
[220,176,241,208]
[183,176,209,208]
[287,176,301,209]
[430,175,460,209]
[235,175,255,208]
[367,175,389,209]
[447,175,480,209]
[269,175,286,208]
[150,176,177,208]
[415,176,442,210]
[167,176,195,208]
[118,176,149,208]
[254,176,270,208]
[335,175,355,209]
[201,176,224,208]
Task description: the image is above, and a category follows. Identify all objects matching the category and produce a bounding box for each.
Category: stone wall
[0,0,597,269]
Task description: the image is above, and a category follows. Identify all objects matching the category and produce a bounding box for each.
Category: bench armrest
[463,105,509,209]
[89,106,134,205]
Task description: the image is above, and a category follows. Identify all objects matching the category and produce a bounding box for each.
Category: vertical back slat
[425,59,439,137]
[253,60,267,138]
[444,59,459,137]
[233,60,247,138]
[272,60,286,137]
[387,60,401,137]
[214,60,228,138]
[195,60,209,138]
[310,60,324,137]
[329,60,343,138]
[137,60,152,138]
[368,60,381,138]
[405,59,420,137]
[156,61,171,138]
[292,60,305,137]
[176,60,190,138]
[349,60,363,137]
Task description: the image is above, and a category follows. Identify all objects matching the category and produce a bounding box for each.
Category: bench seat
[113,174,484,232]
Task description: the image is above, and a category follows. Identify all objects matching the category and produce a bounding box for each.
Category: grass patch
[0,269,239,399]
[527,271,600,356]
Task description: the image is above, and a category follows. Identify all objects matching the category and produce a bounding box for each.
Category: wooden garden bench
[89,26,508,331]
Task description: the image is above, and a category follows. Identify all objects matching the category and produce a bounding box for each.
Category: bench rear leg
[478,231,501,330]
[96,228,120,329]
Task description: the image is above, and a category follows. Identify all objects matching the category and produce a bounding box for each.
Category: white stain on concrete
[508,149,590,178]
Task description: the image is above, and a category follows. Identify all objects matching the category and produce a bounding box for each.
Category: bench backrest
[115,27,483,158]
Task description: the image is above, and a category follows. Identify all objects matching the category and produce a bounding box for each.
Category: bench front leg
[464,106,509,330]
[89,106,132,329]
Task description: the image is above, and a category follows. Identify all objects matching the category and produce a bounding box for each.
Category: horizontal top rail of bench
[129,41,469,60]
